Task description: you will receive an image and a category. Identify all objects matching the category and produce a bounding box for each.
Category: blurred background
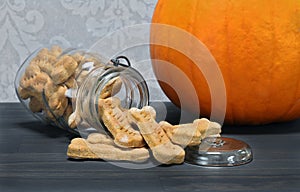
[0,0,169,102]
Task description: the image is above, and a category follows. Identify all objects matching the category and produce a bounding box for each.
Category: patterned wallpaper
[0,0,169,102]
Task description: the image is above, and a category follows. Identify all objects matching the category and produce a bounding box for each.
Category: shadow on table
[14,121,76,139]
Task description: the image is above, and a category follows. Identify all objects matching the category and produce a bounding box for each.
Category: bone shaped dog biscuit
[159,120,202,147]
[51,55,78,85]
[37,46,62,58]
[98,97,145,148]
[64,75,76,89]
[129,106,185,164]
[36,46,63,74]
[67,137,149,162]
[68,110,81,129]
[29,96,44,113]
[99,77,122,99]
[43,80,69,118]
[18,87,33,100]
[47,85,68,117]
[35,51,57,75]
[25,60,41,76]
[87,133,115,145]
[49,46,62,57]
[20,71,51,94]
[160,118,222,147]
[193,118,222,139]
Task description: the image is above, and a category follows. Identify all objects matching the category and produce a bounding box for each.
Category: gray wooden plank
[0,103,300,192]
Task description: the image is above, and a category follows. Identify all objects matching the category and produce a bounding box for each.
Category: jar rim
[75,64,149,135]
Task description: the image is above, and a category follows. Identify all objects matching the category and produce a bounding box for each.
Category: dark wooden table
[0,103,299,192]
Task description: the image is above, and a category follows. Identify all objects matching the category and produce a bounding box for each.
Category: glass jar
[14,45,149,135]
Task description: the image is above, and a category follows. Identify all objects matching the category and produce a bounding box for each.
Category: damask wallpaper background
[0,0,169,102]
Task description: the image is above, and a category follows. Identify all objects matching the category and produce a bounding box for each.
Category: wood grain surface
[0,103,299,192]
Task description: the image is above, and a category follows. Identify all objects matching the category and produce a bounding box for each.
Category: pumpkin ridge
[266,3,279,120]
[224,0,235,124]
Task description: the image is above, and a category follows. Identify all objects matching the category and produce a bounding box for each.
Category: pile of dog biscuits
[67,97,222,165]
[17,46,110,128]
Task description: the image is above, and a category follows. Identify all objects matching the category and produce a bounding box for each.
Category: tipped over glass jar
[14,45,149,135]
[14,45,253,167]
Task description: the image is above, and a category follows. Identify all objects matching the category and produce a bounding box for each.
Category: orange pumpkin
[150,0,300,124]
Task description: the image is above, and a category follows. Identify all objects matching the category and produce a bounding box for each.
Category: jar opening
[75,64,149,135]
